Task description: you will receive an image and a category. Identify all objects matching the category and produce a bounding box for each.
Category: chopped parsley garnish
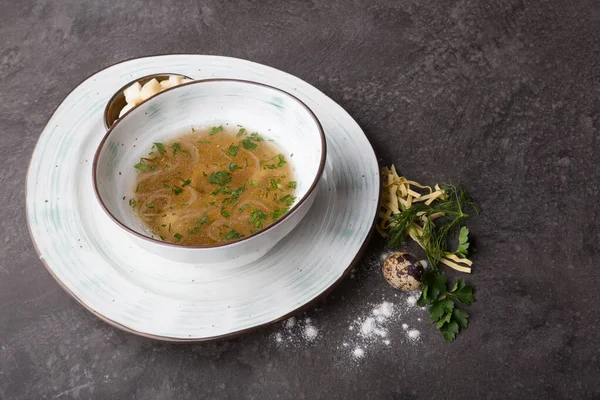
[134,158,155,171]
[279,194,295,206]
[172,186,183,195]
[153,142,166,155]
[249,180,259,187]
[122,196,126,200]
[209,125,223,135]
[287,181,297,189]
[135,184,139,193]
[248,132,263,142]
[173,233,183,241]
[269,178,278,189]
[240,204,252,211]
[222,228,243,240]
[227,162,241,172]
[221,208,230,218]
[202,171,208,178]
[262,153,287,169]
[271,208,289,220]
[226,144,239,157]
[162,183,171,189]
[188,214,209,234]
[182,178,191,187]
[148,202,154,209]
[171,143,189,156]
[236,127,246,137]
[241,138,258,150]
[250,209,267,230]
[129,198,137,208]
[209,171,232,186]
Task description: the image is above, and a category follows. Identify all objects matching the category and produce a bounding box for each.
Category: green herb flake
[209,171,232,186]
[209,125,223,135]
[188,214,209,234]
[287,181,297,189]
[122,196,126,200]
[221,208,230,218]
[148,202,154,209]
[271,208,289,220]
[153,142,166,155]
[182,178,192,187]
[172,186,184,195]
[249,209,267,230]
[241,138,258,150]
[226,144,240,157]
[279,194,295,206]
[236,127,246,137]
[269,178,278,189]
[240,204,252,212]
[249,180,259,187]
[173,233,183,241]
[171,143,190,156]
[135,184,140,193]
[162,183,171,189]
[222,228,244,240]
[129,198,137,208]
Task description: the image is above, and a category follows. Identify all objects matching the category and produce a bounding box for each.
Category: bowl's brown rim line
[25,53,381,342]
[103,73,193,130]
[92,78,327,250]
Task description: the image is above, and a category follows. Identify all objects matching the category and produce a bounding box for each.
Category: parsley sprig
[383,178,479,342]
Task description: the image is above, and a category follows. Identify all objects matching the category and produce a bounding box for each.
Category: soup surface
[128,126,296,245]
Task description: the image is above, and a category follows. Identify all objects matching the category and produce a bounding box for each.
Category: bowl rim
[92,78,327,250]
[103,72,193,130]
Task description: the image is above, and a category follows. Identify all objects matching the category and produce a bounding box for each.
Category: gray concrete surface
[1,0,600,398]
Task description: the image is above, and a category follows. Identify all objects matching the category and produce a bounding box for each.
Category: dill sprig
[388,184,478,269]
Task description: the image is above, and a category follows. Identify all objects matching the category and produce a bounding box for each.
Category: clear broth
[128,126,296,245]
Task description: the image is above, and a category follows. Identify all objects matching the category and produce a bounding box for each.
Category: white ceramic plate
[26,55,380,341]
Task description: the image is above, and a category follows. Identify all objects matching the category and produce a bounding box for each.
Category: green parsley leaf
[221,208,230,218]
[188,214,209,234]
[135,184,139,193]
[172,186,183,195]
[279,194,295,207]
[236,127,246,137]
[226,144,239,157]
[173,233,183,241]
[428,299,454,322]
[277,154,286,167]
[250,209,267,230]
[239,204,252,212]
[153,142,166,155]
[249,180,259,187]
[222,228,243,240]
[456,226,470,256]
[182,178,191,187]
[162,183,171,189]
[450,281,475,305]
[209,125,223,135]
[269,178,278,189]
[148,202,154,209]
[271,208,289,220]
[248,132,263,142]
[441,320,460,343]
[241,138,258,150]
[287,181,297,189]
[129,198,137,208]
[209,171,232,186]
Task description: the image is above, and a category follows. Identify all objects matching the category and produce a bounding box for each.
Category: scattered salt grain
[402,323,408,330]
[275,333,283,343]
[353,348,365,358]
[407,330,420,340]
[384,339,391,345]
[406,295,417,306]
[304,325,318,341]
[284,317,296,329]
[360,317,376,336]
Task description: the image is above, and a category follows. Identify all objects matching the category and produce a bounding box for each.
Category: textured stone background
[1,0,599,399]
